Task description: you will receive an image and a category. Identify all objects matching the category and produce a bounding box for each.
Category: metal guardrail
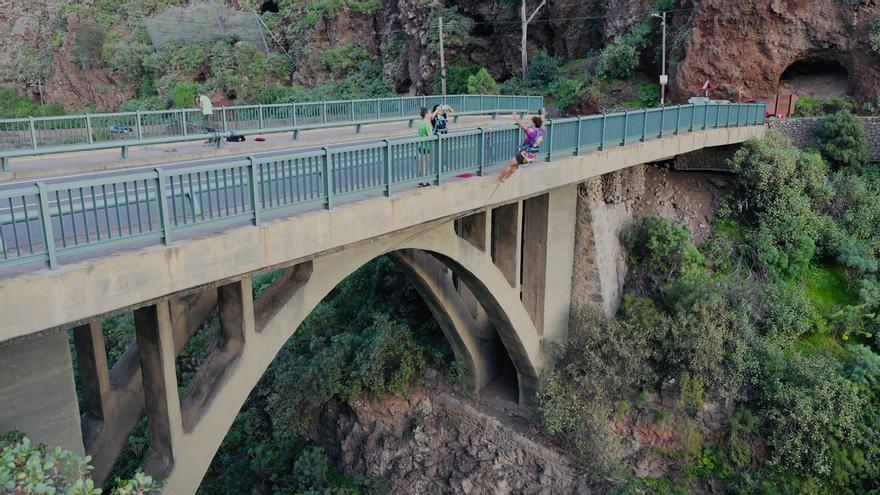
[0,95,544,170]
[0,102,765,273]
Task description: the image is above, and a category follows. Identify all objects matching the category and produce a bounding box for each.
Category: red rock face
[669,0,880,103]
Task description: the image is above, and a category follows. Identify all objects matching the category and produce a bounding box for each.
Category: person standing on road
[417,106,436,187]
[431,103,454,135]
[197,91,220,145]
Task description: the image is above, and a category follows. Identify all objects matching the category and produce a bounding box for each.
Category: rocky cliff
[3,1,879,110]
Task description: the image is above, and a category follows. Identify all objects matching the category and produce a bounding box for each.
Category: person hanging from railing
[497,108,546,183]
[417,106,435,188]
[430,103,454,135]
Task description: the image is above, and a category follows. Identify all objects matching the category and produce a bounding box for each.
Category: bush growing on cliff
[622,216,705,291]
[0,430,159,494]
[598,22,651,79]
[467,68,500,94]
[728,132,828,278]
[813,110,870,171]
[527,50,559,87]
[870,16,880,58]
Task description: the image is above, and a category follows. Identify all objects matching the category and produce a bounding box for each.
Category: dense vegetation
[0,430,159,494]
[537,114,880,494]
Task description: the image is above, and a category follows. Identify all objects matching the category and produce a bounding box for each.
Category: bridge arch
[150,221,544,493]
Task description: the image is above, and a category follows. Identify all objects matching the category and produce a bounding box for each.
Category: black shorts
[515,153,530,165]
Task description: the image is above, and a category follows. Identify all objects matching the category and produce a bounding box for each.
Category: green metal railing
[0,95,544,171]
[0,102,765,273]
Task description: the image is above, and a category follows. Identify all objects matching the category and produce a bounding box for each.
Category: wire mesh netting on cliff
[144,2,269,53]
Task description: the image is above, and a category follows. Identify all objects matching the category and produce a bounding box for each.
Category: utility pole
[520,0,547,83]
[652,11,668,105]
[439,16,447,96]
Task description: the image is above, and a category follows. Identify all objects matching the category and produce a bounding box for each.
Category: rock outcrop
[314,374,600,494]
[670,0,880,103]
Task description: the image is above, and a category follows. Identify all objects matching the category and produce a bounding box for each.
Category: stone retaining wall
[769,117,880,161]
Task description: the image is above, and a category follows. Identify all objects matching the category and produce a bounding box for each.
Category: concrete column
[84,290,219,487]
[0,332,84,455]
[72,321,112,420]
[180,279,254,432]
[135,301,183,477]
[459,211,489,252]
[521,194,550,334]
[542,185,578,342]
[491,202,522,288]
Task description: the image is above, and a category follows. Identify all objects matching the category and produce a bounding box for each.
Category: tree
[467,68,499,94]
[519,0,547,82]
[813,110,870,170]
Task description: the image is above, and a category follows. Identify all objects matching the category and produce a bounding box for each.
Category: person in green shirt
[417,106,435,187]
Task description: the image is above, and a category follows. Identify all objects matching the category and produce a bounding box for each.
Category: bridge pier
[135,302,184,479]
[0,331,83,455]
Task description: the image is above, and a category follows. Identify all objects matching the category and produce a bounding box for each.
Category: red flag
[701,79,710,91]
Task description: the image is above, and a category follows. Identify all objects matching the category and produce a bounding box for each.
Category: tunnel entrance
[778,58,851,98]
[258,0,279,13]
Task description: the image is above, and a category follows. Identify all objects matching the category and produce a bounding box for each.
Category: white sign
[659,75,668,86]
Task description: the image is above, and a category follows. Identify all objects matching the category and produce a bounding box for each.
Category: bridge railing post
[36,181,57,269]
[434,134,442,186]
[659,106,665,138]
[477,127,485,176]
[247,156,260,225]
[136,111,144,140]
[383,139,392,197]
[322,147,333,209]
[258,104,264,131]
[704,101,709,130]
[689,104,696,132]
[675,105,682,134]
[154,168,171,245]
[641,108,648,142]
[599,113,606,151]
[85,113,94,144]
[28,116,38,150]
[622,111,629,146]
[545,119,553,162]
[575,117,582,155]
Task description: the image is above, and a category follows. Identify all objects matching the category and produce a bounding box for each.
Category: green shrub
[320,43,370,76]
[813,110,870,170]
[466,67,499,94]
[728,132,828,278]
[0,431,159,494]
[763,282,815,344]
[598,21,651,79]
[622,216,705,290]
[870,16,880,57]
[442,60,481,94]
[527,49,558,87]
[598,38,639,79]
[0,87,65,117]
[76,21,107,70]
[168,82,198,109]
[547,77,582,110]
[759,349,865,478]
[794,96,854,117]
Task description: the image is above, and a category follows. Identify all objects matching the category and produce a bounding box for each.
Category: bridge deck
[0,104,766,344]
[0,115,499,183]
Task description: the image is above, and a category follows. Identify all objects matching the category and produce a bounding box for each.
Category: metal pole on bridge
[439,17,447,96]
